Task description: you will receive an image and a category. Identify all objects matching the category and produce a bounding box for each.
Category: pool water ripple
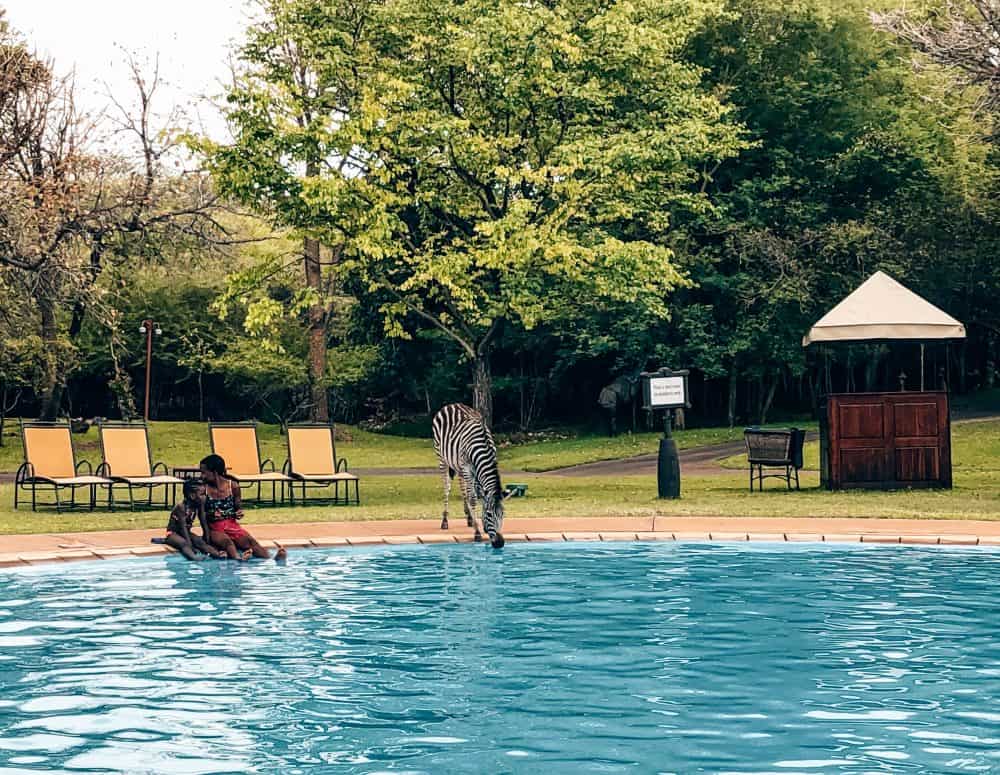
[1,542,999,773]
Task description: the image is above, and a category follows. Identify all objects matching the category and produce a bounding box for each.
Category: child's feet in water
[240,549,253,561]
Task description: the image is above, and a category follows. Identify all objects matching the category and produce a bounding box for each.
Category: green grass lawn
[2,418,997,535]
[719,417,1000,473]
[0,420,746,474]
[1,465,998,535]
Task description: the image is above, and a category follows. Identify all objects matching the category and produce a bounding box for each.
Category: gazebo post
[920,343,925,392]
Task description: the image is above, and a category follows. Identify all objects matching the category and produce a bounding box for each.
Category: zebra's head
[483,486,515,548]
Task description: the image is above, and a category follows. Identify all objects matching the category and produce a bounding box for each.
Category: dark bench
[744,427,806,491]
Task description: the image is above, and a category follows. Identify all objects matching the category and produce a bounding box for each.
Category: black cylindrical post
[657,410,681,498]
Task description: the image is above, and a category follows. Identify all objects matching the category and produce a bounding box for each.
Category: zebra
[432,403,512,548]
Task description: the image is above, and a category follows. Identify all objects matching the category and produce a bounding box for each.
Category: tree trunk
[727,368,737,430]
[472,354,493,428]
[987,334,997,389]
[304,236,329,422]
[759,376,777,425]
[197,371,204,422]
[38,294,62,420]
[0,383,6,447]
[863,346,878,392]
[958,341,967,394]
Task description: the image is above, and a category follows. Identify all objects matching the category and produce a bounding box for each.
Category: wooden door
[891,394,950,487]
[829,396,890,487]
[826,392,951,489]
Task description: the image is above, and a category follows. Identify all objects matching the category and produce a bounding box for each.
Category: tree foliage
[208,0,747,423]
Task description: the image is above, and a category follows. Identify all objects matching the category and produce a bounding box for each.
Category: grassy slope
[499,426,746,472]
[0,421,746,474]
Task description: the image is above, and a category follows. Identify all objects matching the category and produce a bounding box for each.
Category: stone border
[1,529,996,568]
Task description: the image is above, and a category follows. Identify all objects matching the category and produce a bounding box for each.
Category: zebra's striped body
[432,403,509,548]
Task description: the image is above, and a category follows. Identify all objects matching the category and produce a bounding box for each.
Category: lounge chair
[208,421,290,506]
[15,420,114,511]
[97,421,183,510]
[284,423,360,505]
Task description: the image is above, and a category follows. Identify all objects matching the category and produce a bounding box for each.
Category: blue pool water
[1,542,999,773]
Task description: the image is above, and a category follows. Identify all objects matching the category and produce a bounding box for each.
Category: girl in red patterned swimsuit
[199,454,287,561]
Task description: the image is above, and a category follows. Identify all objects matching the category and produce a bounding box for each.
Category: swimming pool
[1,542,998,773]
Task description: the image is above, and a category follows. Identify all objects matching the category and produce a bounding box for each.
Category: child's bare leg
[210,531,242,560]
[191,534,225,559]
[234,533,271,559]
[164,534,201,561]
[233,534,285,560]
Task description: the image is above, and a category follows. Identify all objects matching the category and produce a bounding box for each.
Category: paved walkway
[2,516,999,567]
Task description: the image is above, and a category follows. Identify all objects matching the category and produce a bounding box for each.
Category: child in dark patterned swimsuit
[199,454,287,561]
[165,479,230,561]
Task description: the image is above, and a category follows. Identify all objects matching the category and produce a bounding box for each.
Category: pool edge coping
[1,528,996,567]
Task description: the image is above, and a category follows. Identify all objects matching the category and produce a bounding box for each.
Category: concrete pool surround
[2,516,1000,566]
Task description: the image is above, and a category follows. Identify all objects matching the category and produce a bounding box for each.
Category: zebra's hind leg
[440,464,454,530]
[459,468,475,528]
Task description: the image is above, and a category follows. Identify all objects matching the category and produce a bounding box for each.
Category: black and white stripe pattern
[433,403,508,548]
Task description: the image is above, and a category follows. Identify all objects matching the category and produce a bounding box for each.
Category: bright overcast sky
[3,0,253,141]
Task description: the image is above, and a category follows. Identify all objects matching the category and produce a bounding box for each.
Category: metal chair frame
[283,422,360,506]
[14,420,114,512]
[208,420,288,506]
[96,420,180,511]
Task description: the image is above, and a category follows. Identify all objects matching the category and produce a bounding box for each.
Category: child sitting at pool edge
[199,454,287,561]
[165,478,245,561]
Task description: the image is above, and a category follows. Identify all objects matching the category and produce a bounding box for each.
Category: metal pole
[143,318,153,422]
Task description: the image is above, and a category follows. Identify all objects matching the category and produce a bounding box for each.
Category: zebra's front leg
[460,472,482,540]
[440,464,454,530]
[463,488,475,528]
[459,467,475,527]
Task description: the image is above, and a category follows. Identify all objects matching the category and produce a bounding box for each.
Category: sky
[3,0,252,141]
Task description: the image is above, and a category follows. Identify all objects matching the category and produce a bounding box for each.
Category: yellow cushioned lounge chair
[97,421,183,510]
[283,423,360,505]
[15,420,114,512]
[208,421,290,506]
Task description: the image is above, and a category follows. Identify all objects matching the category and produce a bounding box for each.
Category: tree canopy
[4,0,1000,430]
[207,0,747,423]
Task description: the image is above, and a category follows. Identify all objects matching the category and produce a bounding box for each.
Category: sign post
[641,368,691,498]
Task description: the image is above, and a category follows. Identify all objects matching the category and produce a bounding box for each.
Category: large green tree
[209,0,745,425]
[675,0,1000,422]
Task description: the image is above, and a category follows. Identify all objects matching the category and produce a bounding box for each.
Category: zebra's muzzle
[489,533,505,549]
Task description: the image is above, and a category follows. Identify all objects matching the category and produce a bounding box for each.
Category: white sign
[649,376,686,408]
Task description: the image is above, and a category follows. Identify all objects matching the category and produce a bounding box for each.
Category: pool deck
[1,516,999,566]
